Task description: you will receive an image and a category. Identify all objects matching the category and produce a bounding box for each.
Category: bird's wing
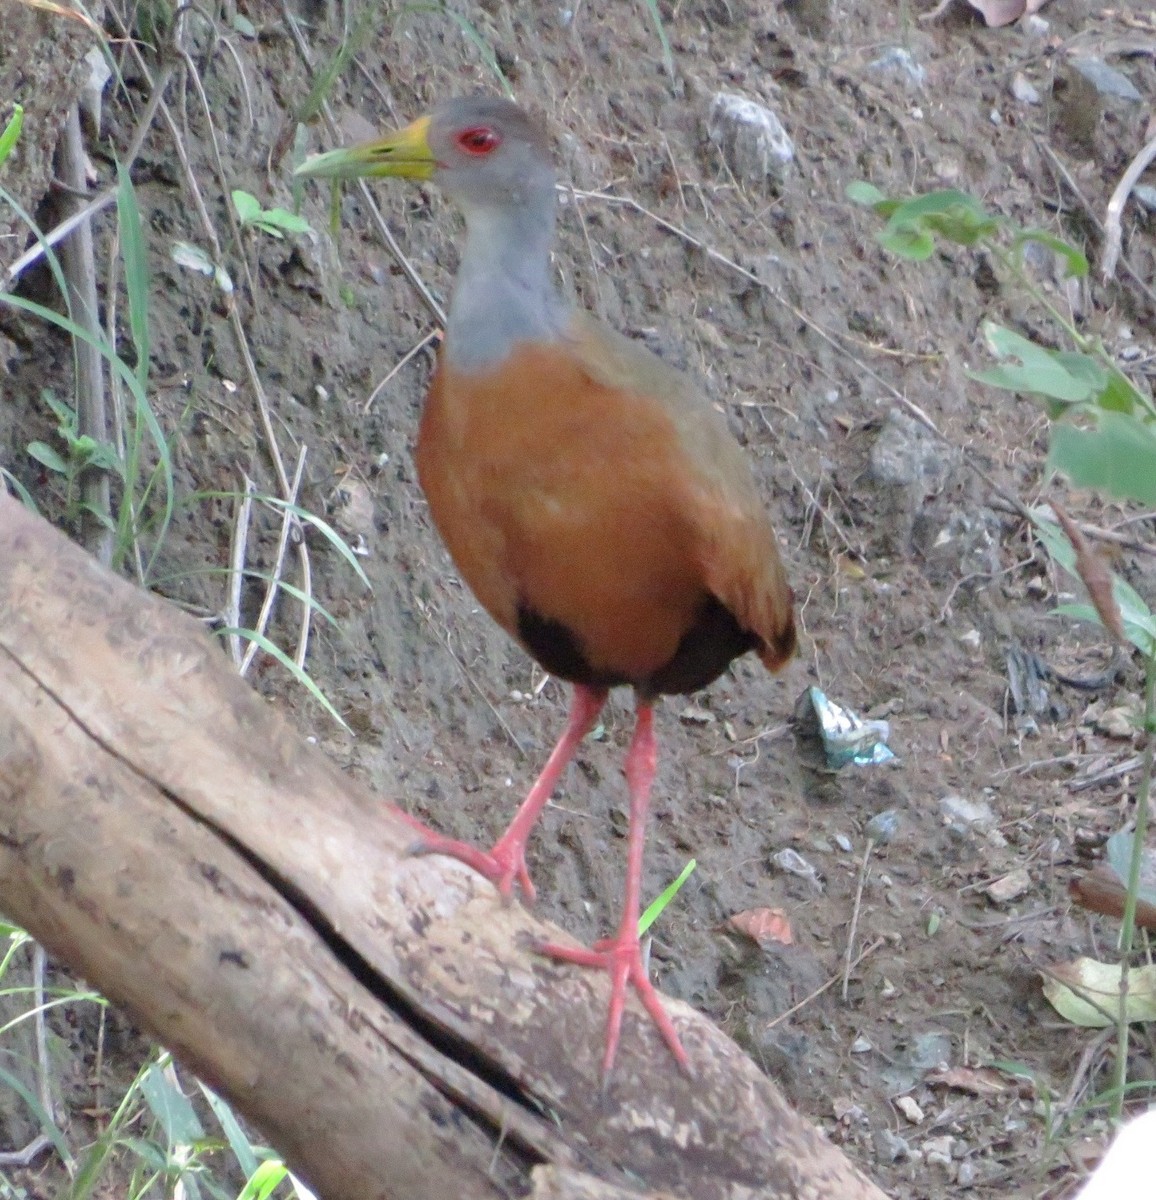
[567,313,796,671]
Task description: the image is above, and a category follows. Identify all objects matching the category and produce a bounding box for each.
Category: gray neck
[445,197,571,371]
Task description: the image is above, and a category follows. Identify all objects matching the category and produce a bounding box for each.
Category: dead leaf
[1069,865,1156,931]
[1052,502,1126,643]
[726,907,794,947]
[1042,957,1156,1027]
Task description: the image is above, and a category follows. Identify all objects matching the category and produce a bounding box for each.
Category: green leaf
[970,324,1104,403]
[880,189,998,251]
[238,1159,291,1200]
[26,441,70,474]
[0,103,23,168]
[141,1060,204,1145]
[256,206,311,235]
[878,222,934,260]
[845,180,887,207]
[1048,412,1156,505]
[231,189,263,223]
[1098,365,1153,417]
[1012,229,1089,278]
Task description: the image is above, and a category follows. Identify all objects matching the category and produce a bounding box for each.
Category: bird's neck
[445,199,571,372]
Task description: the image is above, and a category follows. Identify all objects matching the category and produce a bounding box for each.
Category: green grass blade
[217,627,350,730]
[639,859,697,935]
[640,0,674,78]
[258,497,372,589]
[197,1083,259,1179]
[0,1063,72,1167]
[0,103,24,166]
[116,163,150,389]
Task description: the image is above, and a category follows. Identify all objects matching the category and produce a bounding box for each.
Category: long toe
[408,831,534,902]
[537,935,690,1078]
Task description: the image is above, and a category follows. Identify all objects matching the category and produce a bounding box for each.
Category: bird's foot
[536,931,691,1080]
[408,829,536,903]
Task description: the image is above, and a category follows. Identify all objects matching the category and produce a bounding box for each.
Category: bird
[296,96,796,1079]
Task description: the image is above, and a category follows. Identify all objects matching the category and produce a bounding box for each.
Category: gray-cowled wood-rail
[297,96,796,1079]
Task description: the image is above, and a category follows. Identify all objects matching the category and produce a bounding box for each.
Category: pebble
[939,793,996,832]
[984,867,1032,904]
[1011,73,1041,105]
[1070,57,1142,102]
[895,1095,925,1124]
[707,92,794,188]
[869,47,926,89]
[923,1134,955,1167]
[874,1128,911,1163]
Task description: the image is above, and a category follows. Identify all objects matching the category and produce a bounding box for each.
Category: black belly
[516,595,759,698]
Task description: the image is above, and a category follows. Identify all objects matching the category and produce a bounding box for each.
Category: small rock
[984,868,1032,904]
[874,1128,911,1163]
[989,108,1002,126]
[833,1097,866,1123]
[868,409,949,490]
[1096,705,1138,740]
[869,47,926,89]
[679,703,715,725]
[896,1095,925,1124]
[866,810,900,845]
[939,794,996,833]
[957,1158,979,1188]
[923,1134,955,1167]
[959,629,982,654]
[834,832,853,853]
[851,1035,873,1053]
[1070,57,1142,102]
[330,477,375,542]
[707,92,794,188]
[1011,73,1041,104]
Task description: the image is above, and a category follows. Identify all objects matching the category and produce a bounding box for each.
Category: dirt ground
[3,0,1156,1196]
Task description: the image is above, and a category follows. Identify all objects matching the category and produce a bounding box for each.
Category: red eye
[456,126,501,156]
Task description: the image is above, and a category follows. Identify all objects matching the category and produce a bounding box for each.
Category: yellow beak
[294,115,435,181]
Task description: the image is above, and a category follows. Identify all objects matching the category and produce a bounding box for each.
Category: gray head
[295,96,568,366]
[425,96,556,215]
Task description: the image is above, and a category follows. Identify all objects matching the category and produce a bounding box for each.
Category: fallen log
[0,494,888,1200]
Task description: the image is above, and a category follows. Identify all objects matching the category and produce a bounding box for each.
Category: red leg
[538,701,691,1079]
[410,685,607,902]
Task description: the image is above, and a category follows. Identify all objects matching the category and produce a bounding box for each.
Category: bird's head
[295,96,556,215]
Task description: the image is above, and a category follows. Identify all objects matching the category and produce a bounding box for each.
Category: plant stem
[1112,651,1156,1120]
